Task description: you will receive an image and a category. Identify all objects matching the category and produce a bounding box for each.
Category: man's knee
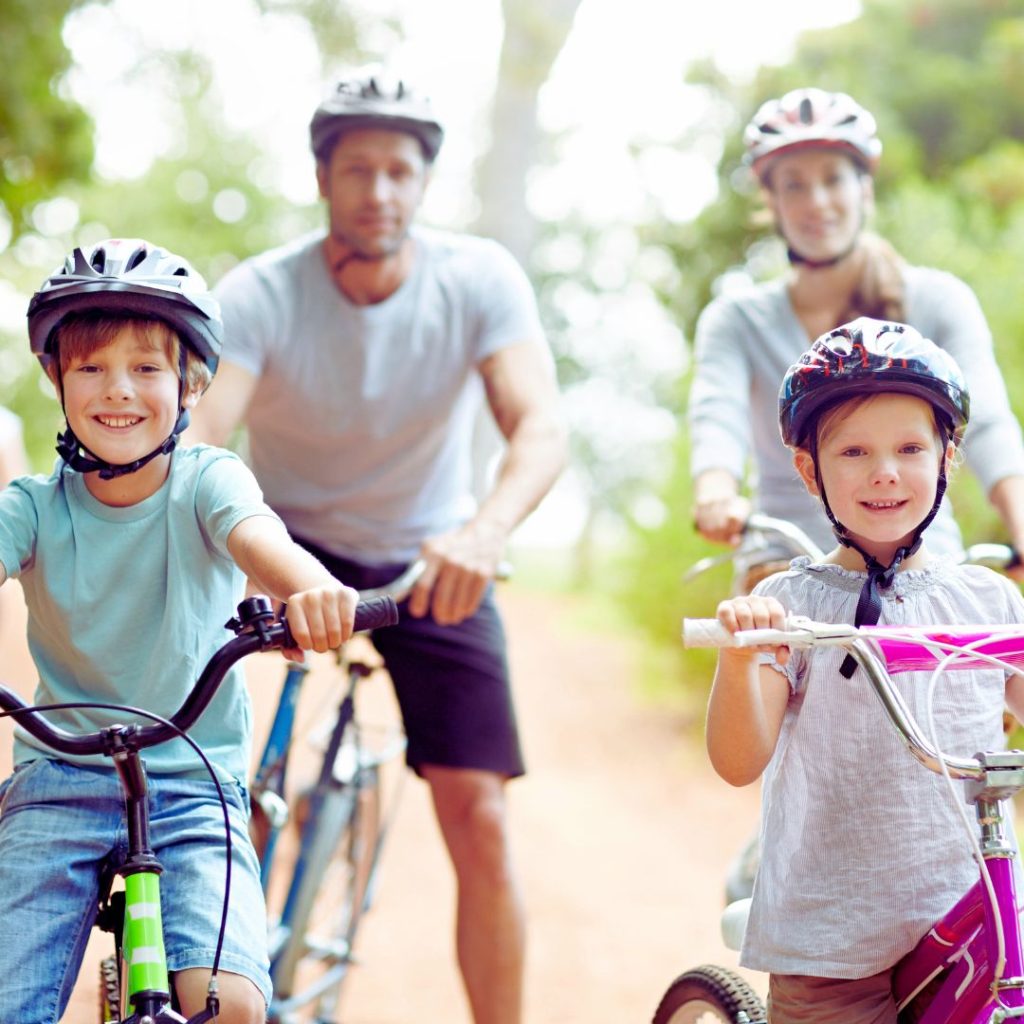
[425,768,513,877]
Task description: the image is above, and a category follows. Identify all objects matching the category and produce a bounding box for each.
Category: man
[189,68,567,1024]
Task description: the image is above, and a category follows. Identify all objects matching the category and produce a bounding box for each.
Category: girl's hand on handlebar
[717,594,791,666]
[284,582,360,657]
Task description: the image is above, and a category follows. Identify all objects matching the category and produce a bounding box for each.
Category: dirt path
[0,579,764,1023]
[337,584,765,1023]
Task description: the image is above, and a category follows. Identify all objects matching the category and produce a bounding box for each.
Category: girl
[707,317,1024,1024]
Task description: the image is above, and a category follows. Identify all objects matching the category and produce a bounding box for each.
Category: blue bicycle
[250,561,425,1024]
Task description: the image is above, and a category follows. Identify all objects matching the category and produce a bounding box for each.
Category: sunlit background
[4,0,1024,653]
[10,0,858,539]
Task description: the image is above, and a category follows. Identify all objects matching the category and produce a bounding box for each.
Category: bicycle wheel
[269,766,382,1021]
[652,965,766,1024]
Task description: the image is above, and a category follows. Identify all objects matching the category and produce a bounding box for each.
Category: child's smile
[797,392,950,568]
[60,324,190,504]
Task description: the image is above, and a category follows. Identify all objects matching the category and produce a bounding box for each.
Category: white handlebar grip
[682,618,736,648]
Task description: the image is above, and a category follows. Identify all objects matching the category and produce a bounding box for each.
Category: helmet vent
[90,247,107,272]
[799,96,813,123]
[125,247,149,272]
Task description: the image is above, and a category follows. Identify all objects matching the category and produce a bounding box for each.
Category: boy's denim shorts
[0,757,271,1024]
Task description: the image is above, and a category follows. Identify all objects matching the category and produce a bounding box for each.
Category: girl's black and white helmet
[27,238,222,375]
[778,317,970,449]
[309,67,444,164]
[744,88,882,181]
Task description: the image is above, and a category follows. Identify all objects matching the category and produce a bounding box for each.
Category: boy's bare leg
[175,967,266,1024]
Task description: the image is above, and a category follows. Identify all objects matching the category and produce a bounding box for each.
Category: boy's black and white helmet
[310,67,444,163]
[27,238,222,481]
[27,238,222,376]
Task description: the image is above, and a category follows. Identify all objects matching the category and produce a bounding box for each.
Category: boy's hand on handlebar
[717,594,790,666]
[284,582,360,657]
[409,523,505,626]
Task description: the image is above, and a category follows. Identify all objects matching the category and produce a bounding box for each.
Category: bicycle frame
[685,617,1024,1022]
[253,564,422,1023]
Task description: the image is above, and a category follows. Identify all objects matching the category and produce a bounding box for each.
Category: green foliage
[0,0,370,471]
[624,0,1024,692]
[0,0,94,238]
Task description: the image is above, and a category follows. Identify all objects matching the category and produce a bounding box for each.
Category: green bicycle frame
[122,870,171,1002]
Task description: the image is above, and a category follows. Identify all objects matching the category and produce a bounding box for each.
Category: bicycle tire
[652,964,766,1024]
[269,766,382,1020]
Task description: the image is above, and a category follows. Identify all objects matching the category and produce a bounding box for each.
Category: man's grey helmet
[310,68,444,164]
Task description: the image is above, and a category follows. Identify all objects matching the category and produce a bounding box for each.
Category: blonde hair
[838,232,907,324]
[52,312,212,396]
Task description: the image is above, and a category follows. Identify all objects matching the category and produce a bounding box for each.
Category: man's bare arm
[184,359,259,448]
[409,341,567,625]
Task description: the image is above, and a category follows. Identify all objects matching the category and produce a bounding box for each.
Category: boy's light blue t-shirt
[0,445,281,781]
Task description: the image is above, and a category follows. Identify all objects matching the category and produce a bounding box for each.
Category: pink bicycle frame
[865,626,1024,1022]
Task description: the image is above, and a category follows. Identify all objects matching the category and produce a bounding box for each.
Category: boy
[0,238,360,1023]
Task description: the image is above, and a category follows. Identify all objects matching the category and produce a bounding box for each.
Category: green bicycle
[0,593,396,1024]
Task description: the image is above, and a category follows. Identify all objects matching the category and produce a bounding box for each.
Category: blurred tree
[0,0,369,470]
[469,0,586,557]
[0,0,95,244]
[628,0,1024,655]
[474,0,584,265]
[474,0,688,585]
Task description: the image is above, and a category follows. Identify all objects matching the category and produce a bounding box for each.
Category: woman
[689,87,1024,588]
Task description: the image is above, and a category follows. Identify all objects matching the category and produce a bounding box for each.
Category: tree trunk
[469,0,583,505]
[473,0,584,264]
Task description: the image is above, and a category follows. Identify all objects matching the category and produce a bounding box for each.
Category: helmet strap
[782,205,866,270]
[56,415,186,480]
[786,241,858,270]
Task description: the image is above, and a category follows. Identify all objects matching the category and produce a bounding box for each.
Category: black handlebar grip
[354,596,400,632]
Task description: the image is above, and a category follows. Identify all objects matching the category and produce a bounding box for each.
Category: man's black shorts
[294,537,525,779]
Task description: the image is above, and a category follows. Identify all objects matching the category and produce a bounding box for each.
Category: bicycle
[653,611,1024,1024]
[250,559,428,1024]
[0,592,396,1024]
[686,515,1021,905]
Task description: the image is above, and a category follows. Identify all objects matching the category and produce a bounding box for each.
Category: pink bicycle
[653,614,1024,1024]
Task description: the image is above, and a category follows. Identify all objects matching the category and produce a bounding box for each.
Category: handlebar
[686,515,1021,582]
[962,542,1021,572]
[0,594,400,761]
[682,615,1024,781]
[359,559,430,603]
[743,514,825,560]
[357,557,514,603]
[684,514,826,582]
